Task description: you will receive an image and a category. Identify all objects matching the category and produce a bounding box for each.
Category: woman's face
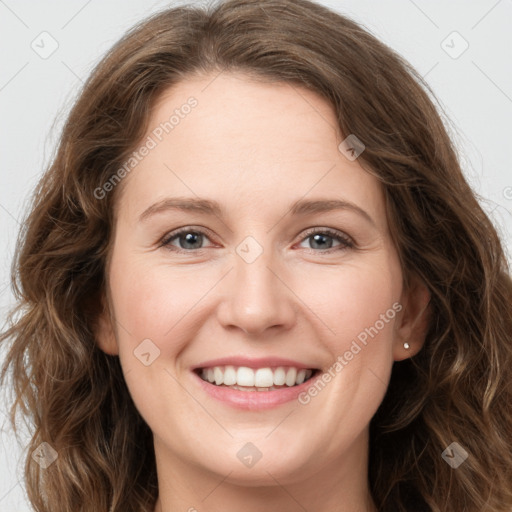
[97,72,429,495]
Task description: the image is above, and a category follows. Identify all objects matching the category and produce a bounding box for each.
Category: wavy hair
[1,0,512,510]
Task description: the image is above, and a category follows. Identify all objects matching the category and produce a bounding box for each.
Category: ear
[93,291,119,356]
[393,273,431,361]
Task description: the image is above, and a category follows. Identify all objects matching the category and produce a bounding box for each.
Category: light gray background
[1,0,511,509]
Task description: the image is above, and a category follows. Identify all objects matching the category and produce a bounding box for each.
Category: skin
[96,71,431,512]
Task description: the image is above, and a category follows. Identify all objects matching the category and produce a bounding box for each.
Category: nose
[216,246,297,336]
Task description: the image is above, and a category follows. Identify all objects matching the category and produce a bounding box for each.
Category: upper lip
[192,356,319,371]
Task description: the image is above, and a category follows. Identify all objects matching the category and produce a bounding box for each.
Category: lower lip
[192,370,320,410]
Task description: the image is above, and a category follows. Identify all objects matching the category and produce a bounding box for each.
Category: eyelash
[160,226,355,254]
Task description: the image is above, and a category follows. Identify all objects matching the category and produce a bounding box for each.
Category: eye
[297,227,354,252]
[160,226,355,254]
[160,227,214,253]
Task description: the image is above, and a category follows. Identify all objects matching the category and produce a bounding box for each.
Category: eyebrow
[138,197,376,226]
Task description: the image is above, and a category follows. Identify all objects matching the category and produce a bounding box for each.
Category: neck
[152,427,377,512]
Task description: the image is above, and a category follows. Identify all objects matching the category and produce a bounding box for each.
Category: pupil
[311,233,332,249]
[180,232,202,249]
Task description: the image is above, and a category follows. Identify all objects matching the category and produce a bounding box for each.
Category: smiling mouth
[194,365,320,391]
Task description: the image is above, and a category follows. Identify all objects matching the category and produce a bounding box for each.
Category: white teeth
[223,365,237,386]
[214,367,223,385]
[254,368,274,387]
[230,385,276,392]
[237,367,255,386]
[273,367,286,385]
[285,367,297,386]
[296,369,307,385]
[198,365,315,389]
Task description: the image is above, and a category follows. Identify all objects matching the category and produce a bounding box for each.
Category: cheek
[301,257,400,370]
[108,257,202,415]
[110,253,204,331]
[108,252,212,374]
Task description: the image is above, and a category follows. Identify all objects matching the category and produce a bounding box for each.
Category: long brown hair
[2,1,511,510]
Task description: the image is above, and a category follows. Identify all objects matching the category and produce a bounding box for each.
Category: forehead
[115,72,385,228]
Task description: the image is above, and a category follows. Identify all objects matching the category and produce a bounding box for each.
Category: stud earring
[403,342,410,350]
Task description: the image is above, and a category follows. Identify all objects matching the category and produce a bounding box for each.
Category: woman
[1,0,511,511]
